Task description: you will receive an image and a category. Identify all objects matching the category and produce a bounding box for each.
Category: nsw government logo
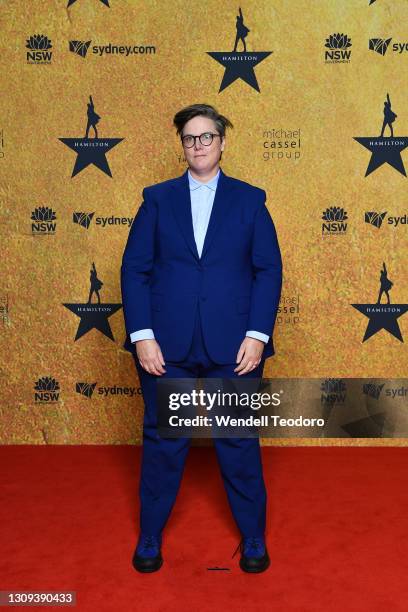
[63,262,122,341]
[321,206,348,237]
[31,207,57,236]
[59,95,124,178]
[34,377,60,404]
[351,262,408,342]
[354,93,408,176]
[324,33,352,64]
[26,34,52,64]
[207,7,272,92]
[320,379,347,405]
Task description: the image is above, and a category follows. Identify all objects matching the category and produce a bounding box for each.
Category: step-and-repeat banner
[1,0,407,445]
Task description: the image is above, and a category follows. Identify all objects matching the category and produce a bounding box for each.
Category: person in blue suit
[121,103,282,573]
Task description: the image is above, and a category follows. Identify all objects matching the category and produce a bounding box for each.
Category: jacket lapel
[170,168,199,261]
[200,168,237,260]
[170,166,237,261]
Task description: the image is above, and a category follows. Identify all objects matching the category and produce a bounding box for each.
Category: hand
[234,337,265,375]
[135,339,166,376]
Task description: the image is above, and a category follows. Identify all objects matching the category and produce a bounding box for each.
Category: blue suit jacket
[121,166,282,364]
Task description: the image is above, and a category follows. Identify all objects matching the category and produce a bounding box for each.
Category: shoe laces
[232,537,264,558]
[140,534,159,553]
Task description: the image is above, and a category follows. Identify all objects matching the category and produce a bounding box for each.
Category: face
[181,116,225,174]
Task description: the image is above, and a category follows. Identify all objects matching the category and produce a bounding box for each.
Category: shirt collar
[188,168,220,191]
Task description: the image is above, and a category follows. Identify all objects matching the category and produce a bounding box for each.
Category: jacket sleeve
[120,188,157,336]
[247,191,283,338]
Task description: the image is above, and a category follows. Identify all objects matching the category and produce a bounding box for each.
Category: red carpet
[1,446,407,611]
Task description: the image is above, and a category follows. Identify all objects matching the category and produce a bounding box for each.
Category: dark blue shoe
[132,533,163,573]
[233,536,270,573]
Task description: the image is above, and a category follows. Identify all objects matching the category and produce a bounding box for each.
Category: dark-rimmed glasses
[181,132,222,148]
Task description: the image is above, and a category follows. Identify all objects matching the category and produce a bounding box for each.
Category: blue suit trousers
[133,303,267,538]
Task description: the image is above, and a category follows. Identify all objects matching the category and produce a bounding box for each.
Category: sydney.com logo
[69,40,156,59]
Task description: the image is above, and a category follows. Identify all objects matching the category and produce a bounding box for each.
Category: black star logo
[351,303,408,342]
[67,0,110,7]
[207,52,272,93]
[59,138,123,178]
[63,302,122,341]
[353,136,408,176]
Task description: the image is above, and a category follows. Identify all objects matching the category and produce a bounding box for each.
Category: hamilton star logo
[354,93,408,176]
[59,95,123,177]
[63,262,122,341]
[351,262,408,342]
[68,0,109,7]
[207,7,272,92]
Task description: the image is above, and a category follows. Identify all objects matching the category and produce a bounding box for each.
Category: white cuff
[130,329,155,343]
[246,330,269,344]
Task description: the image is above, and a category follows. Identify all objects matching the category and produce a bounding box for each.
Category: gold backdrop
[0,0,407,445]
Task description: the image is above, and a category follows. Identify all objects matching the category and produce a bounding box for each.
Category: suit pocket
[236,295,251,314]
[151,293,163,311]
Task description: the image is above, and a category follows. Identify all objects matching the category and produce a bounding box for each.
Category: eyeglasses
[181,132,222,148]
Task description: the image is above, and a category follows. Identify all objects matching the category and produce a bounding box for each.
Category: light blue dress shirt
[130,168,269,345]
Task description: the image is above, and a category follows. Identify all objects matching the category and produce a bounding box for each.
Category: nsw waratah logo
[59,95,124,178]
[354,93,408,176]
[351,262,408,342]
[69,40,92,58]
[34,376,60,403]
[324,33,352,63]
[321,206,348,236]
[26,34,53,64]
[31,206,57,235]
[320,379,347,405]
[63,262,122,341]
[207,7,272,93]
